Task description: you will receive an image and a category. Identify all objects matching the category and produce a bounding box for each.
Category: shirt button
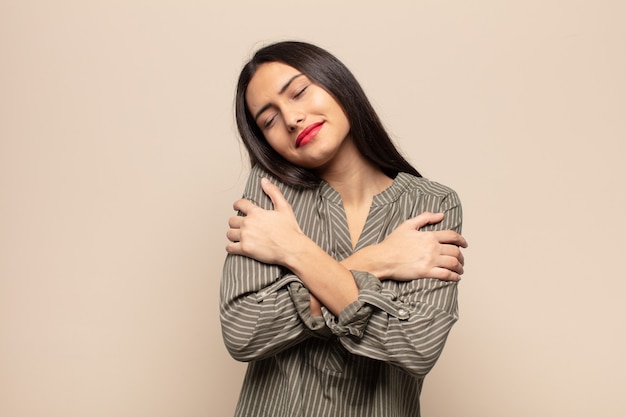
[258,291,268,298]
[398,308,408,318]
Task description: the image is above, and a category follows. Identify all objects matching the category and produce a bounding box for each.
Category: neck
[316,140,393,207]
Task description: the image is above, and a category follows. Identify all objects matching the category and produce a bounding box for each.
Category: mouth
[296,121,325,148]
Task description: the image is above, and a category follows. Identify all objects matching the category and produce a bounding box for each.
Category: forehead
[245,62,302,110]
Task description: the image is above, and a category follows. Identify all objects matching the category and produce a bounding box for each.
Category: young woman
[221,41,468,417]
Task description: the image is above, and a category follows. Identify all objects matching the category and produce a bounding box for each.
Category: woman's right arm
[221,167,467,361]
[220,167,329,362]
[220,252,323,362]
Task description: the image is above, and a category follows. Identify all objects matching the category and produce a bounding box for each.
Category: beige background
[1,0,625,416]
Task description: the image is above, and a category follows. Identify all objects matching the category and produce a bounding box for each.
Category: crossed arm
[220,172,467,375]
[225,177,467,315]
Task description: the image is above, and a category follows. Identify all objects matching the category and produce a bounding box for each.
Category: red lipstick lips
[296,122,324,148]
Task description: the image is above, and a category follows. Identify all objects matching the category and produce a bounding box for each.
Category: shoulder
[395,172,458,200]
[242,165,318,210]
[388,173,462,221]
[401,174,464,231]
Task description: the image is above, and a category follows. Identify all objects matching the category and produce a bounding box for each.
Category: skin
[226,62,468,316]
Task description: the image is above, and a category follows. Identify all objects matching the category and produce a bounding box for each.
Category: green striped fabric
[221,165,463,417]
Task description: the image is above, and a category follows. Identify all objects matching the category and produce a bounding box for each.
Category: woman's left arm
[329,190,464,377]
[227,174,465,375]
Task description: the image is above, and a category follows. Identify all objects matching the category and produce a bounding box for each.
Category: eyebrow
[253,73,304,121]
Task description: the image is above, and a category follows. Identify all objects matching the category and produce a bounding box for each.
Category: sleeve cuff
[287,277,332,338]
[323,270,382,338]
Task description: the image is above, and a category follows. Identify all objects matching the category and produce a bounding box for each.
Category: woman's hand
[226,178,305,266]
[378,212,468,281]
[227,179,359,314]
[342,212,468,282]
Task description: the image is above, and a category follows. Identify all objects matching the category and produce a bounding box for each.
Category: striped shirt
[220,165,463,417]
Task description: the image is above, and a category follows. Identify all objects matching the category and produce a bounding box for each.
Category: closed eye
[263,114,277,129]
[293,86,308,99]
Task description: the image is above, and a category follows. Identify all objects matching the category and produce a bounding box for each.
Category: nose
[284,109,305,132]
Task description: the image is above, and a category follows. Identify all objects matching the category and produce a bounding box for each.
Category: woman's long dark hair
[235,41,421,188]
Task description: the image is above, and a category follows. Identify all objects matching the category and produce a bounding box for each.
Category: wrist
[281,232,316,271]
[283,236,360,315]
[342,244,391,280]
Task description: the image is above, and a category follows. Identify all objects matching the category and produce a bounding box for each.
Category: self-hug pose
[221,41,468,417]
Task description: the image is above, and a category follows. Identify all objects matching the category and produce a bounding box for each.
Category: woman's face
[245,62,352,171]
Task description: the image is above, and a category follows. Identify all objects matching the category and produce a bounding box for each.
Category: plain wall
[1,0,624,416]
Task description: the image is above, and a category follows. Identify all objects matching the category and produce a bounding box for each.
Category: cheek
[263,131,290,152]
[317,94,350,130]
[334,109,351,135]
[311,92,337,113]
